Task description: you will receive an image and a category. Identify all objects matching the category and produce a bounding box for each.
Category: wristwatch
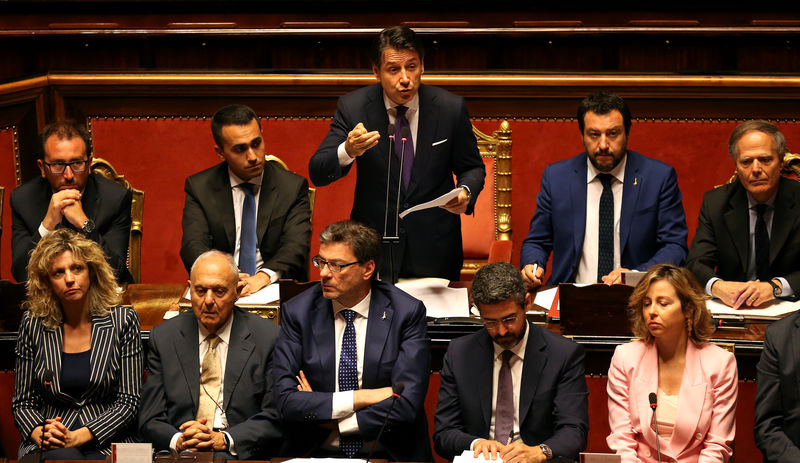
[768,279,782,298]
[80,219,96,235]
[222,432,230,450]
[539,443,553,460]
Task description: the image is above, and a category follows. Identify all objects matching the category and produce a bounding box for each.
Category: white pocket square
[432,139,448,147]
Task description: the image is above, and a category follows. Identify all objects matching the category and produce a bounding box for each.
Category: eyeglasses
[43,159,89,174]
[481,315,520,330]
[311,255,361,273]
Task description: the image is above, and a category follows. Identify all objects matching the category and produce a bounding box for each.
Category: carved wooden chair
[265,154,316,225]
[460,121,512,278]
[91,158,144,283]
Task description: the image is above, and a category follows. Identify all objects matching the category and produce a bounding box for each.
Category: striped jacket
[12,306,143,458]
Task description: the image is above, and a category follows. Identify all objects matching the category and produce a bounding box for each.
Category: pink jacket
[606,340,738,463]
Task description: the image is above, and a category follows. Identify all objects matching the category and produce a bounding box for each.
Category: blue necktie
[394,105,414,189]
[239,182,257,275]
[597,174,614,283]
[338,309,362,457]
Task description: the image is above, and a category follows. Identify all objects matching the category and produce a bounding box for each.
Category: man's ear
[362,260,376,280]
[372,64,380,81]
[37,159,47,178]
[214,145,224,160]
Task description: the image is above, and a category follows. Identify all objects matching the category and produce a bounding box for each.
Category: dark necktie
[755,203,770,281]
[394,105,414,189]
[494,350,515,445]
[338,309,362,457]
[597,174,615,282]
[238,182,257,275]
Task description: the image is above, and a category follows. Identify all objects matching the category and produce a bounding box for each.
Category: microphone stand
[649,392,662,463]
[381,123,399,284]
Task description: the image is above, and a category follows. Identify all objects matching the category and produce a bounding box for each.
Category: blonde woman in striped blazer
[12,229,142,459]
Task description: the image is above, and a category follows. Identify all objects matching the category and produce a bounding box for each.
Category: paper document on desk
[532,287,559,312]
[284,458,367,463]
[708,297,800,320]
[182,281,280,306]
[395,277,470,318]
[398,188,462,219]
[453,449,507,463]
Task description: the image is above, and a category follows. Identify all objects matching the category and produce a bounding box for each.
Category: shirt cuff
[469,439,481,451]
[331,390,354,419]
[38,222,53,238]
[338,411,360,435]
[258,268,280,285]
[706,277,721,296]
[222,431,237,456]
[337,142,355,167]
[169,432,181,452]
[776,277,793,297]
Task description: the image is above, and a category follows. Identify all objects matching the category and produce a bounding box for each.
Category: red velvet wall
[0,128,17,281]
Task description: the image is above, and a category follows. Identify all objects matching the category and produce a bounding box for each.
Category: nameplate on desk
[112,442,151,463]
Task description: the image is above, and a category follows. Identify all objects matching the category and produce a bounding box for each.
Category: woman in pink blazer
[606,264,738,463]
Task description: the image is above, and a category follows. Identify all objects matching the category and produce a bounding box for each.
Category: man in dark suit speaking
[180,104,311,295]
[139,250,282,459]
[687,120,800,308]
[273,220,432,461]
[309,26,485,282]
[434,262,589,462]
[11,120,133,284]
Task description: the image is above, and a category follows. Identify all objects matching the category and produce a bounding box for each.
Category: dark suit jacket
[687,177,800,294]
[180,161,311,280]
[138,308,282,460]
[309,83,485,281]
[10,174,133,284]
[433,322,589,461]
[12,307,142,458]
[755,311,800,462]
[273,280,432,462]
[521,150,688,284]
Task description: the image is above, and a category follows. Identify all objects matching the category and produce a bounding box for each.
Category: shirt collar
[332,289,372,319]
[586,152,627,185]
[198,309,235,346]
[228,168,263,191]
[746,190,778,209]
[492,319,530,361]
[383,92,420,116]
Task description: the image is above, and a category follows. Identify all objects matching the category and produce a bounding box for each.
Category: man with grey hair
[140,250,282,459]
[687,119,800,308]
[434,262,589,462]
[272,220,432,461]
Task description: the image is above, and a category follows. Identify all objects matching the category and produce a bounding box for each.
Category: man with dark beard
[520,92,688,287]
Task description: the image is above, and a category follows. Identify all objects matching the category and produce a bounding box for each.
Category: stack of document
[395,278,470,318]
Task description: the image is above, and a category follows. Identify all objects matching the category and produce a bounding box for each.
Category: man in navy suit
[139,250,282,459]
[521,92,688,287]
[309,26,485,282]
[273,220,432,461]
[434,262,589,462]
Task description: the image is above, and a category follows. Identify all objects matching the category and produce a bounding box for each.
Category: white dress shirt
[227,169,279,284]
[575,155,627,284]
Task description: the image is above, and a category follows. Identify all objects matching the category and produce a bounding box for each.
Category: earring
[686,317,693,337]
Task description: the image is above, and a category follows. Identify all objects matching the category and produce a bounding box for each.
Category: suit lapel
[175,314,201,411]
[633,343,659,450]
[42,325,65,400]
[255,165,275,246]
[363,289,392,387]
[619,152,641,253]
[723,185,750,274]
[311,295,337,391]
[670,342,708,455]
[474,332,494,432]
[84,314,114,401]
[408,85,438,197]
[223,309,255,410]
[793,317,800,397]
[519,323,546,426]
[81,175,101,223]
[769,178,798,265]
[212,164,237,252]
[570,156,588,264]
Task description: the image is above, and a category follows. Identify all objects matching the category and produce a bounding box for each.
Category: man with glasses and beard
[520,92,688,287]
[10,120,133,284]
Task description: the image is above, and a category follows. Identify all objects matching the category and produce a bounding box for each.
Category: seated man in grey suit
[139,250,282,459]
[180,104,311,295]
[434,262,589,462]
[11,120,132,284]
[687,120,800,308]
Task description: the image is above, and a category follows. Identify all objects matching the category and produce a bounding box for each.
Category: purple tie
[394,105,414,189]
[494,350,514,444]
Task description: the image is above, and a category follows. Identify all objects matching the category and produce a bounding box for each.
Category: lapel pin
[382,311,386,320]
[633,178,638,186]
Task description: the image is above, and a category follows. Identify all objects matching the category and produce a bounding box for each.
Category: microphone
[365,383,405,463]
[649,392,662,463]
[382,123,399,283]
[395,127,411,238]
[26,370,54,463]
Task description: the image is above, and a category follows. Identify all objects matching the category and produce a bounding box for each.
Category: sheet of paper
[708,297,800,320]
[398,188,462,219]
[395,278,470,318]
[532,287,559,312]
[182,281,280,306]
[454,449,502,463]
